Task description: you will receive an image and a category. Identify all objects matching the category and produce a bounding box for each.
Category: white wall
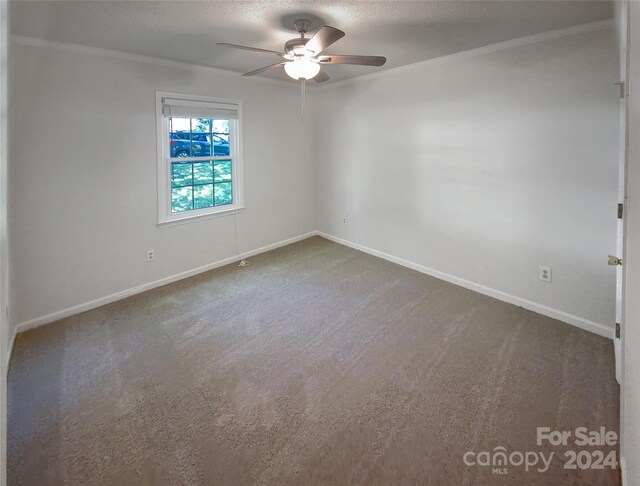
[8,41,316,328]
[7,24,621,336]
[623,2,640,483]
[313,25,620,332]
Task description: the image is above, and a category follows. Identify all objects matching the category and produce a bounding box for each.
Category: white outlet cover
[539,266,552,283]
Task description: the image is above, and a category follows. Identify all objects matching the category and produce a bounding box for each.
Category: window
[156,93,243,225]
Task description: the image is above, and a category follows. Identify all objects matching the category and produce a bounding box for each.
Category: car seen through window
[169,131,230,158]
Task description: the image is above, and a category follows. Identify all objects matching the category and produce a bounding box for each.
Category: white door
[614,35,628,384]
[613,2,630,385]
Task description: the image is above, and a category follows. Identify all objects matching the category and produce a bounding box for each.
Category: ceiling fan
[217,19,387,83]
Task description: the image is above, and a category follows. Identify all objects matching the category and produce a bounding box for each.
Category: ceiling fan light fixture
[284,58,320,80]
[221,20,386,86]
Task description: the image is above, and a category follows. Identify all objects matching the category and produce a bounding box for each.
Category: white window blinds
[162,98,239,119]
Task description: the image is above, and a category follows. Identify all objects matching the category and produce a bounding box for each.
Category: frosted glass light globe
[284,58,321,80]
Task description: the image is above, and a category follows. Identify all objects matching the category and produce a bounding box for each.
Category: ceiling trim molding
[314,18,615,90]
[11,18,613,89]
[9,34,300,89]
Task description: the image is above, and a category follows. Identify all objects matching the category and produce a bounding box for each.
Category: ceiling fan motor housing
[285,19,313,58]
[285,38,310,57]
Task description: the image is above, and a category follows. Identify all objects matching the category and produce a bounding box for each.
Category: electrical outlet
[342,217,347,224]
[539,265,552,283]
[146,249,155,262]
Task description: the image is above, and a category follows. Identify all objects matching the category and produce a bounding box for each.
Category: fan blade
[217,43,284,56]
[316,55,386,66]
[314,67,330,83]
[242,62,286,77]
[304,26,345,55]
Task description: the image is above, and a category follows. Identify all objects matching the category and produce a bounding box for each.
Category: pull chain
[301,78,306,123]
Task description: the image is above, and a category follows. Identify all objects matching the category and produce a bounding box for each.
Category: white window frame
[156,92,244,226]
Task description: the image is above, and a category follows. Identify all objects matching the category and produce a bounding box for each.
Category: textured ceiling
[10,1,614,84]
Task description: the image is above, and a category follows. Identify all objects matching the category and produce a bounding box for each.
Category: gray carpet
[7,236,619,485]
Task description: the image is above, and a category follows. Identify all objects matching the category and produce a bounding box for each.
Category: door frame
[615,1,630,386]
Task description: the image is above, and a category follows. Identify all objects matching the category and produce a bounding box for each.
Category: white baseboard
[10,229,613,351]
[318,232,613,339]
[14,231,319,335]
[6,326,17,372]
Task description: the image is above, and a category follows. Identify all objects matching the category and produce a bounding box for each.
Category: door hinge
[618,203,624,219]
[615,322,621,339]
[615,81,625,99]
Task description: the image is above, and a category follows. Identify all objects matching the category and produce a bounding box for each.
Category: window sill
[157,206,246,228]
